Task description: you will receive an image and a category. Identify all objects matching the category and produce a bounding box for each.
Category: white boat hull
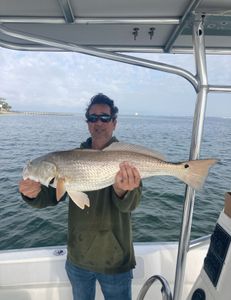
[0,241,209,300]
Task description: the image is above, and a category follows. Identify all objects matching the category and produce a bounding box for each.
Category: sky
[0,47,231,117]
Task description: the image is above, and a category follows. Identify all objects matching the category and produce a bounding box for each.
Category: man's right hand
[19,179,41,199]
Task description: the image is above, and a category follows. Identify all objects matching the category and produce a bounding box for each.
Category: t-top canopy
[0,0,231,53]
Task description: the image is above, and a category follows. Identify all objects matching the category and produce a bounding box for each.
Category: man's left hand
[113,162,141,198]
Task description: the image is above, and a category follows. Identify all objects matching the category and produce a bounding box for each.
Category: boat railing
[189,234,211,251]
[137,275,173,300]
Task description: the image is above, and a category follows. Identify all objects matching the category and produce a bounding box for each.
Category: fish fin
[56,178,66,201]
[73,148,99,153]
[178,159,218,190]
[67,190,90,209]
[103,142,165,160]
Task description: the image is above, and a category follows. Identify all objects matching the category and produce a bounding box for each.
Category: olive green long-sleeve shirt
[22,137,142,274]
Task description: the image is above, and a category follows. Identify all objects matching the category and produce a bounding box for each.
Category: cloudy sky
[1,47,231,117]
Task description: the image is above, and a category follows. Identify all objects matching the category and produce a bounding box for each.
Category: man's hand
[19,179,41,199]
[113,162,141,198]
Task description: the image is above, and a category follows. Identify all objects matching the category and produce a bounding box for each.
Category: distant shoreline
[0,111,73,116]
[0,111,230,119]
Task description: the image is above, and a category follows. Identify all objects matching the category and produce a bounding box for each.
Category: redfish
[23,142,217,209]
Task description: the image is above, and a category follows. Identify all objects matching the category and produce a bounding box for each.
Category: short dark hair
[85,93,119,120]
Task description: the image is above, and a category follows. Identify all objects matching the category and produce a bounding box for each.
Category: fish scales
[50,150,164,190]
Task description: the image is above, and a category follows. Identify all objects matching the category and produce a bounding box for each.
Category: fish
[22,142,217,209]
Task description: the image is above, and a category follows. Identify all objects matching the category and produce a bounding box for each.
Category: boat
[0,0,231,299]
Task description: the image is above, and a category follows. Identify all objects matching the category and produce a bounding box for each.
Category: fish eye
[184,164,189,168]
[49,178,55,184]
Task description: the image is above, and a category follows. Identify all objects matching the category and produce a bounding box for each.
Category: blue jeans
[65,260,133,300]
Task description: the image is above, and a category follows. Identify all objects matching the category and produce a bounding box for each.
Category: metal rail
[209,85,231,93]
[173,14,209,300]
[0,16,179,25]
[189,234,210,250]
[57,0,75,24]
[2,39,231,55]
[164,0,202,53]
[137,275,173,300]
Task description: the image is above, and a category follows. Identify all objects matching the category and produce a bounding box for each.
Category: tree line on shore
[0,98,11,112]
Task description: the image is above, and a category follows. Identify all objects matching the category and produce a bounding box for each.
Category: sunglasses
[86,114,113,123]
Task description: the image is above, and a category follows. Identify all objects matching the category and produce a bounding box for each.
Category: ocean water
[0,114,230,250]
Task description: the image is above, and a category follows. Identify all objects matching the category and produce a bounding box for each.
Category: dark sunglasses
[86,114,113,123]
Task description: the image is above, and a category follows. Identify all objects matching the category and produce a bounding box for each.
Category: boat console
[187,193,231,300]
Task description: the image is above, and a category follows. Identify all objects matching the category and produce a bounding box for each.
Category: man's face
[87,104,117,142]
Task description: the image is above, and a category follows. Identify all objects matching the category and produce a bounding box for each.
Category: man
[19,93,142,300]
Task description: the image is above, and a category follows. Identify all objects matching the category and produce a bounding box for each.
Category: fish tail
[178,159,218,190]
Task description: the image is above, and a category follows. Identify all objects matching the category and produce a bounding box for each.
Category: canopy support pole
[173,14,208,300]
